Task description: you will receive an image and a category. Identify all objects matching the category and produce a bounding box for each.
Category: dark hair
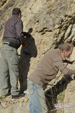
[12,8,21,15]
[58,43,73,52]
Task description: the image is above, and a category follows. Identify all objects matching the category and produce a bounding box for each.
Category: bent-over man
[28,43,75,113]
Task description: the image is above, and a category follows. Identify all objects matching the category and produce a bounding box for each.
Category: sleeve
[15,19,24,42]
[54,59,75,76]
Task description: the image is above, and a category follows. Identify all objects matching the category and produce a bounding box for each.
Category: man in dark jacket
[28,43,75,113]
[0,8,25,99]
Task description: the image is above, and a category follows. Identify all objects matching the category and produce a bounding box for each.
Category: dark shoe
[12,93,25,99]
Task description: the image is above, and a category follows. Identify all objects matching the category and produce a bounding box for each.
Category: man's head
[58,43,73,58]
[12,8,21,18]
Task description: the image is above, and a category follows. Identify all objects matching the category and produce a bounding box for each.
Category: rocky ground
[0,0,75,113]
[0,94,29,113]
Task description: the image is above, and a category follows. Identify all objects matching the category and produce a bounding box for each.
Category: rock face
[0,0,75,113]
[63,49,75,113]
[64,80,75,113]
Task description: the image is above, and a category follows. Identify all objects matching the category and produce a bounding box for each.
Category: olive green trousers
[0,44,19,96]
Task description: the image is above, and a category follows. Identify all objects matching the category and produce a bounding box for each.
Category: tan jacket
[28,49,75,87]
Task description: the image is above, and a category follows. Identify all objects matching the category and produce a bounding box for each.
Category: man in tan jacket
[28,43,75,113]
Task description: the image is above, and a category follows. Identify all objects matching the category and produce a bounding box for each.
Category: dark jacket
[2,15,24,48]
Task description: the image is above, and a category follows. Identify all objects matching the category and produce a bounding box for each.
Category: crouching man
[27,43,75,113]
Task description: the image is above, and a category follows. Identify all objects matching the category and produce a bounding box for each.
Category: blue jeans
[28,79,48,113]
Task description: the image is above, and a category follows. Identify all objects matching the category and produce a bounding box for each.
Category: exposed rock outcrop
[0,0,75,113]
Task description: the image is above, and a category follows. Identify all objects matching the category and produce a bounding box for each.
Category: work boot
[12,93,25,99]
